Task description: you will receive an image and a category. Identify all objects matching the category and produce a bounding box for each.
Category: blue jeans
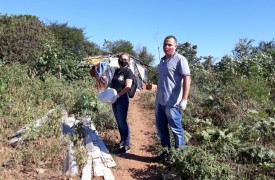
[155,104,184,149]
[112,94,130,146]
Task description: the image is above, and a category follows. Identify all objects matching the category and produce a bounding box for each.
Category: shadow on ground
[103,139,166,179]
[128,164,165,180]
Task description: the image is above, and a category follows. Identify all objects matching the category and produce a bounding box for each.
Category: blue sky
[1,0,274,65]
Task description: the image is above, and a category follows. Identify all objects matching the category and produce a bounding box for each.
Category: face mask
[119,60,129,67]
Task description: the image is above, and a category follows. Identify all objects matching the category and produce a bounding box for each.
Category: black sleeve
[125,68,134,80]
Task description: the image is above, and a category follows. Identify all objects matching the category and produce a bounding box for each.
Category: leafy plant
[0,14,47,63]
[166,147,234,179]
[236,114,275,143]
[237,146,275,164]
[199,128,241,157]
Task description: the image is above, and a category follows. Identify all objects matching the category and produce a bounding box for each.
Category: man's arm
[182,75,191,100]
[178,75,191,111]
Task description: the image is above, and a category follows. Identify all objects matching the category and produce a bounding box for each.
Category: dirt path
[101,89,165,180]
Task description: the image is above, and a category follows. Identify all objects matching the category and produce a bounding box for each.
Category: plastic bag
[97,88,117,103]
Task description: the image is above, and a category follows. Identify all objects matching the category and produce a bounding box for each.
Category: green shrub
[0,14,47,63]
[167,147,234,179]
[198,128,241,158]
[237,146,275,164]
[235,113,275,143]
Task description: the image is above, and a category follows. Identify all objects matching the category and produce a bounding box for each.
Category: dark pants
[112,94,130,146]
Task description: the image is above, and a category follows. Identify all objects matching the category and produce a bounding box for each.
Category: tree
[232,38,255,60]
[257,40,275,59]
[0,14,48,63]
[47,22,102,57]
[147,66,158,84]
[257,40,275,51]
[177,42,199,65]
[136,46,154,66]
[202,56,215,70]
[103,39,135,55]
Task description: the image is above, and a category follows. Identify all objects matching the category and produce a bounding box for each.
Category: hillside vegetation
[0,14,274,179]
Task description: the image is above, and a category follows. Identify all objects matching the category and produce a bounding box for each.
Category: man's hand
[110,94,120,104]
[179,99,188,111]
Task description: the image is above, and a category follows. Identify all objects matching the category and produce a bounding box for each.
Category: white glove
[179,99,188,111]
[110,94,120,104]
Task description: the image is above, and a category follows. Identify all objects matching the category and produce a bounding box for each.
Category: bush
[167,147,234,179]
[0,14,47,63]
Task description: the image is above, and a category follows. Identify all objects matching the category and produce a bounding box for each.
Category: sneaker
[114,142,124,149]
[152,151,169,162]
[118,146,131,154]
